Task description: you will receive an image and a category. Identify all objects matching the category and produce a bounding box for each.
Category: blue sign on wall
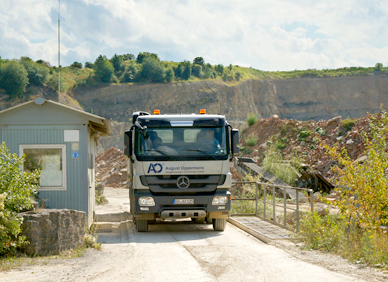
[72,151,79,159]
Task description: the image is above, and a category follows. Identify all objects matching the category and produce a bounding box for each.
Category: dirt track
[0,187,387,282]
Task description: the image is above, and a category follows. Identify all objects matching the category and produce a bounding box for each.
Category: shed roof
[0,97,112,135]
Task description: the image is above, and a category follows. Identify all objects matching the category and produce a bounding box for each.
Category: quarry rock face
[74,74,388,128]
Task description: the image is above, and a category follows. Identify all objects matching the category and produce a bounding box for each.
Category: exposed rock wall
[20,209,86,256]
[74,74,388,152]
[74,73,388,128]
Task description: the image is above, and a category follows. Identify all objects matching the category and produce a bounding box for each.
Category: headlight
[138,196,155,206]
[212,196,228,205]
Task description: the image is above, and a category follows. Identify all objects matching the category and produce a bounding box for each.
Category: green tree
[140,57,166,83]
[84,62,94,69]
[120,61,138,83]
[136,52,159,64]
[192,64,203,78]
[70,62,83,69]
[0,61,29,98]
[165,67,175,83]
[215,64,224,75]
[375,63,383,71]
[122,53,135,61]
[110,54,123,72]
[94,55,114,82]
[193,57,204,66]
[0,142,39,255]
[173,64,184,78]
[181,61,191,80]
[21,59,49,86]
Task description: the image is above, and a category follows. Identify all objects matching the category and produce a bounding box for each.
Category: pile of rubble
[241,113,377,180]
[95,148,128,188]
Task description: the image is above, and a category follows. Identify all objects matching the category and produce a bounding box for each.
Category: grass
[245,135,258,146]
[341,118,358,131]
[0,246,87,272]
[296,212,388,270]
[0,227,101,272]
[247,113,258,126]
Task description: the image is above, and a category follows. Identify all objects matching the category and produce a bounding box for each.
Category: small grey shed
[0,97,112,226]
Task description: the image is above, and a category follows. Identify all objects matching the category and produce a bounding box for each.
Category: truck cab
[124,110,239,232]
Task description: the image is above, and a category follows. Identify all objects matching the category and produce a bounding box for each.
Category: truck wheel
[194,218,205,224]
[136,220,148,232]
[213,218,226,231]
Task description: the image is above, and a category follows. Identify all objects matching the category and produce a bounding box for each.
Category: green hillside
[0,53,386,98]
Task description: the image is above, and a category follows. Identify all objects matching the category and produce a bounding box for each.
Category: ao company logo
[148,163,163,173]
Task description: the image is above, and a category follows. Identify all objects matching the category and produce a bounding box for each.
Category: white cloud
[0,0,387,71]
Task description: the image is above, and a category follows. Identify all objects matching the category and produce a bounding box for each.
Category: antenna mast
[58,0,60,94]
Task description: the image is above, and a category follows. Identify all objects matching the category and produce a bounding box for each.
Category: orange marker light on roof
[154,109,160,115]
[200,109,206,114]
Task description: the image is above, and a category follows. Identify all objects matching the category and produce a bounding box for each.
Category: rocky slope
[74,73,388,130]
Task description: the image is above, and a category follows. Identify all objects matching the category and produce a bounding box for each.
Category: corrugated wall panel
[0,127,87,213]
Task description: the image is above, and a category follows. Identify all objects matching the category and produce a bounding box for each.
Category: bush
[297,212,388,268]
[341,118,357,131]
[0,61,29,98]
[94,55,114,83]
[245,135,257,147]
[70,62,82,69]
[262,144,302,185]
[299,130,311,138]
[247,113,258,126]
[21,60,49,86]
[0,142,39,256]
[140,58,166,83]
[325,110,388,229]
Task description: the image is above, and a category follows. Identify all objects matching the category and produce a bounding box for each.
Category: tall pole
[58,0,60,94]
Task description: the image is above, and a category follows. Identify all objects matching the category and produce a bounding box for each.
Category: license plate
[173,199,194,205]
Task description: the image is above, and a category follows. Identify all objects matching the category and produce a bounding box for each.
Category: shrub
[0,142,39,256]
[262,144,302,185]
[324,110,388,229]
[140,58,166,83]
[341,118,357,132]
[299,130,311,138]
[94,55,114,83]
[70,62,82,69]
[0,61,29,98]
[245,135,257,147]
[247,113,258,126]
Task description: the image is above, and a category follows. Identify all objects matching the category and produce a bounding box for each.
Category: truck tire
[136,220,148,232]
[213,218,226,231]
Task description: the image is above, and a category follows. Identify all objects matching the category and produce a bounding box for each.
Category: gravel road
[0,188,387,282]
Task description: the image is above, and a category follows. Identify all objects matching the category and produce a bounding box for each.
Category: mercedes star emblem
[177,176,190,189]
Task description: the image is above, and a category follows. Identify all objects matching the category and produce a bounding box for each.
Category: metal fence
[231,181,314,232]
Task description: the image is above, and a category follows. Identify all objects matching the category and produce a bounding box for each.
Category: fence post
[310,189,314,212]
[255,183,258,216]
[273,185,276,222]
[283,187,287,227]
[296,188,299,232]
[264,184,267,219]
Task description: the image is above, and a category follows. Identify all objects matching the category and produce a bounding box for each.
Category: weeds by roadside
[296,212,388,269]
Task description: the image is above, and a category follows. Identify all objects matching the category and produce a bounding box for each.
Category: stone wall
[20,209,86,256]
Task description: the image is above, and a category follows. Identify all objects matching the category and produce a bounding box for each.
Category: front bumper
[133,190,231,219]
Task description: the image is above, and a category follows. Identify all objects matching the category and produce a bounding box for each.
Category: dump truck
[124,109,239,232]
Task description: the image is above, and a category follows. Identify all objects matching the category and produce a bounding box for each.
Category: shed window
[20,144,66,191]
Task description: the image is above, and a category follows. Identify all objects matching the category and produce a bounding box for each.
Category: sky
[0,0,387,71]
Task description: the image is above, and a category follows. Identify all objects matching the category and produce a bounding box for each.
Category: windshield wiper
[144,149,177,161]
[185,149,218,160]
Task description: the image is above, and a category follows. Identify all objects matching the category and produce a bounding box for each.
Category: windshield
[135,127,228,161]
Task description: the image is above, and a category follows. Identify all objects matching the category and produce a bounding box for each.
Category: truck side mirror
[124,130,132,157]
[231,129,240,155]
